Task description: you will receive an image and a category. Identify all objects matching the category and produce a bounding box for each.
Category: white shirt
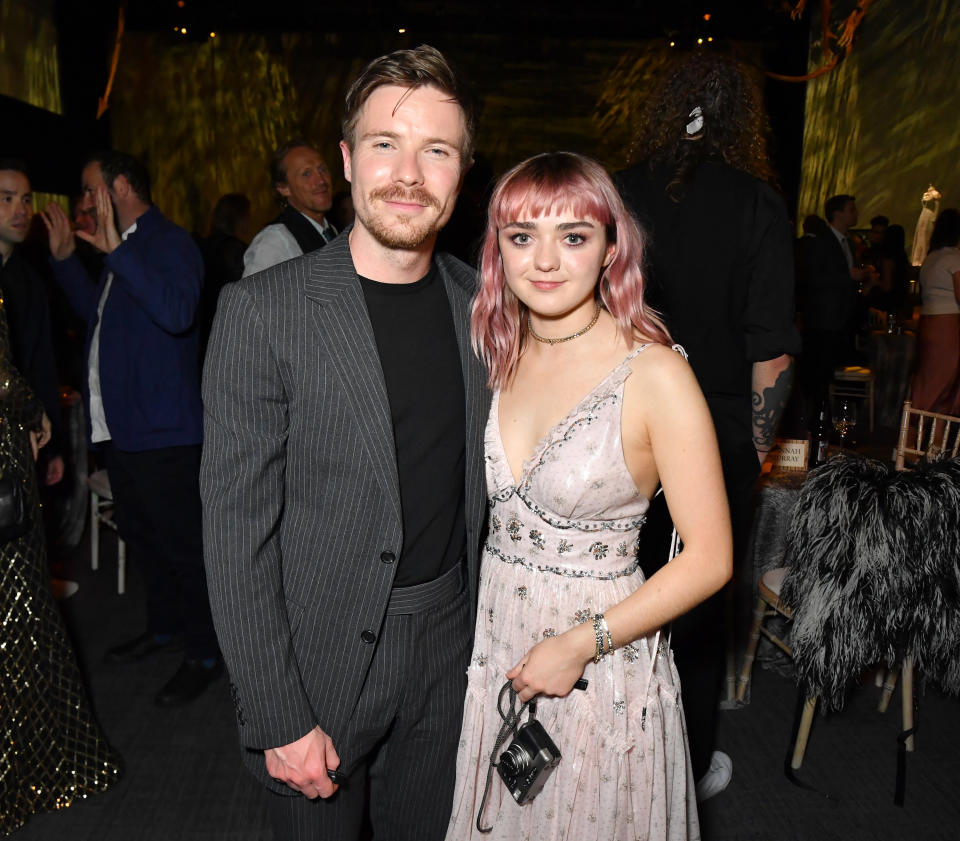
[89,221,137,443]
[242,213,335,277]
[919,247,960,315]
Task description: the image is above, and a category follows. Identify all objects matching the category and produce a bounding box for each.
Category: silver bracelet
[592,614,614,663]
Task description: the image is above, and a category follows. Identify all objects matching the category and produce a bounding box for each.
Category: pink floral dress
[446,346,699,841]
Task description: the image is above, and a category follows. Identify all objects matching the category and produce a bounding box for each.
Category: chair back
[895,400,960,470]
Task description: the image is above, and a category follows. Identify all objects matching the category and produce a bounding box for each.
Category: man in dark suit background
[798,193,870,413]
[201,46,488,841]
[42,151,220,707]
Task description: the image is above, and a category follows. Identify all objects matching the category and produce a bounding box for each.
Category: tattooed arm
[752,354,794,465]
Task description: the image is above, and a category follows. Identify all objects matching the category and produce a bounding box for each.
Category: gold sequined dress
[0,301,121,834]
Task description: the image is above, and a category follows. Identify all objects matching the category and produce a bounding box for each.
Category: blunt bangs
[492,170,614,235]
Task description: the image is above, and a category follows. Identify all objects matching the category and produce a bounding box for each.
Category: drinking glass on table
[831,398,858,449]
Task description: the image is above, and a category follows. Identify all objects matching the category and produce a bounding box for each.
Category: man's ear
[276,181,291,200]
[339,140,352,183]
[112,173,131,200]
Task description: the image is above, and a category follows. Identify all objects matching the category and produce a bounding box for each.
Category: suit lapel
[303,237,402,523]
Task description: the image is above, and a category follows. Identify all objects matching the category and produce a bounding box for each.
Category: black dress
[0,301,121,833]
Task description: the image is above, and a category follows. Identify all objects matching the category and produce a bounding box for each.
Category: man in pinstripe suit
[200,46,489,840]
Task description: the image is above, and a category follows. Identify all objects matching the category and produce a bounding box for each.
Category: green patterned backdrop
[0,0,62,115]
[106,32,679,235]
[7,0,953,243]
[798,0,960,247]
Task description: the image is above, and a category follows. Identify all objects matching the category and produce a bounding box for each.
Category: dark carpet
[14,483,960,840]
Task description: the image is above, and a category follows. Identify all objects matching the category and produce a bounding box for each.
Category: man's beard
[357,186,444,250]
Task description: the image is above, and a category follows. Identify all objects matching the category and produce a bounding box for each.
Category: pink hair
[472,152,672,390]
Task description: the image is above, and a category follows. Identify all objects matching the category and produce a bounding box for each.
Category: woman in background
[911,208,960,414]
[446,152,731,841]
[0,298,121,833]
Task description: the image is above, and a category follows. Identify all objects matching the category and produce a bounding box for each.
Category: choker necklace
[528,304,601,346]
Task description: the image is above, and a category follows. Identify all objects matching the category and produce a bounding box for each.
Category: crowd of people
[1,40,956,841]
[794,192,960,425]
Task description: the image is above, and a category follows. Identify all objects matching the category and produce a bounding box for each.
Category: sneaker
[695,750,733,802]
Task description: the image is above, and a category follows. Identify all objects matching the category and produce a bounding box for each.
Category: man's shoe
[154,658,223,707]
[104,632,183,664]
[695,750,733,802]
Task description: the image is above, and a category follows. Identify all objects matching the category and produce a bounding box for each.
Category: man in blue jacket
[42,151,220,706]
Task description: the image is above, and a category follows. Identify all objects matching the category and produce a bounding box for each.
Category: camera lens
[499,743,529,776]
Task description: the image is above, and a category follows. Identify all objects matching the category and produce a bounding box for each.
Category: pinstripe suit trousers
[268,562,473,841]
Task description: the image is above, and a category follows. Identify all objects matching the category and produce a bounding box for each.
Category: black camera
[497,719,561,804]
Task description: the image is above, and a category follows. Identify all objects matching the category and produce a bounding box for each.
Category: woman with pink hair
[446,152,731,840]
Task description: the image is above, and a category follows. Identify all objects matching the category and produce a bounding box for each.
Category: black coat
[797,229,859,333]
[0,252,64,454]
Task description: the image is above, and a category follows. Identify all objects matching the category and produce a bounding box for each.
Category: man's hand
[40,203,77,261]
[29,413,52,462]
[264,725,341,799]
[39,412,51,449]
[77,186,121,254]
[45,455,64,486]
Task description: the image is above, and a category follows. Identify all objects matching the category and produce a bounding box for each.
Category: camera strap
[474,514,683,827]
[476,681,536,834]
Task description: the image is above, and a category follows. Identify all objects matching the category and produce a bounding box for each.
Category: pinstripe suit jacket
[200,232,489,789]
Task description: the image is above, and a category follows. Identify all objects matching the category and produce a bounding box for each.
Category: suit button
[360,630,377,644]
[380,550,395,564]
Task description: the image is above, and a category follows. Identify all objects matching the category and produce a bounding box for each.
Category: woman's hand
[28,414,52,462]
[507,628,591,703]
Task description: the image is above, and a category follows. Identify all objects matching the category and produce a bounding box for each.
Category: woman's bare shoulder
[627,341,692,376]
[625,341,704,406]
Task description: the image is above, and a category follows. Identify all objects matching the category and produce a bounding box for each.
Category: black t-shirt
[359,263,466,587]
[616,159,801,457]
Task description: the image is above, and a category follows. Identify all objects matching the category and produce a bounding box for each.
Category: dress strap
[623,343,652,363]
[623,342,688,366]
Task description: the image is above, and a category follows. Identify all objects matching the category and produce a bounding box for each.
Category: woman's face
[498,207,615,321]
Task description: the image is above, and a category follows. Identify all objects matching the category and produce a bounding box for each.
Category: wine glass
[832,398,858,449]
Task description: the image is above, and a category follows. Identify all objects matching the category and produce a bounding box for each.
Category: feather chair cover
[780,455,960,711]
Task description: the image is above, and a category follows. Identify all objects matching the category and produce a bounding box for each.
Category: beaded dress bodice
[484,346,651,581]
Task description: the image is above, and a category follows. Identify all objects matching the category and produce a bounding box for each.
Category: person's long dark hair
[929,208,960,252]
[630,51,774,200]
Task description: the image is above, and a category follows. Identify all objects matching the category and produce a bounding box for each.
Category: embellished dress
[0,302,121,834]
[446,346,699,841]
